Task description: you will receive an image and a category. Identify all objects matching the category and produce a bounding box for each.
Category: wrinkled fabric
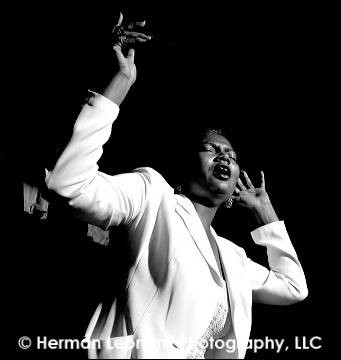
[24,181,107,244]
[87,223,110,246]
[23,182,49,219]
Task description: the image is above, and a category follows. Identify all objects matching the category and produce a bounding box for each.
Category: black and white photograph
[5,2,333,358]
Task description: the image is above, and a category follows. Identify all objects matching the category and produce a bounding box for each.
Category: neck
[191,200,219,233]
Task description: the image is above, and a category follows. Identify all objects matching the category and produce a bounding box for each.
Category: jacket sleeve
[247,221,308,304]
[45,92,150,229]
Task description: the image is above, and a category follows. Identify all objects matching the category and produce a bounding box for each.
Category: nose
[216,152,230,164]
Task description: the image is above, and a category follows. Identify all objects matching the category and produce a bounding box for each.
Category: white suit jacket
[46,93,308,359]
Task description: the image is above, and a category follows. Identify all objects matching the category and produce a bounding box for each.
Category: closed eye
[201,142,237,161]
[202,144,215,152]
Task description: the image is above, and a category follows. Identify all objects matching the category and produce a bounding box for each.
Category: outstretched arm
[46,14,152,229]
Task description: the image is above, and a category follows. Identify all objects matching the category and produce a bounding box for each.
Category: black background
[4,1,334,358]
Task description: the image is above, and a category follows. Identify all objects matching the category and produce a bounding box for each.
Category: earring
[176,184,183,194]
[225,198,233,209]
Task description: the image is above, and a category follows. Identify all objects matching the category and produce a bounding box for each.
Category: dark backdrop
[6,2,333,358]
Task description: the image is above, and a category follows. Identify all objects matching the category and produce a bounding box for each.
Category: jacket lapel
[214,232,252,359]
[175,195,252,358]
[175,195,223,287]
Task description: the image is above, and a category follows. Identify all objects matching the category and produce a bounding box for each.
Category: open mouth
[213,164,231,180]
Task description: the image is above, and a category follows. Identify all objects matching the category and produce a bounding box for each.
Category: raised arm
[104,12,151,105]
[234,171,308,304]
[46,14,153,229]
[248,221,308,304]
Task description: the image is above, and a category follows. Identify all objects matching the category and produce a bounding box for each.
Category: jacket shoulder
[133,167,174,192]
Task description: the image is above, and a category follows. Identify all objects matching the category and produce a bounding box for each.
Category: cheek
[197,154,212,173]
[231,164,240,182]
[187,154,209,181]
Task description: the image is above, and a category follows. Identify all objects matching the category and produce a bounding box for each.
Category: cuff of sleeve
[87,90,120,117]
[251,220,289,245]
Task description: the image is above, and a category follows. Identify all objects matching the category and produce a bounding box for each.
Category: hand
[112,12,152,84]
[233,171,269,209]
[113,46,137,85]
[233,171,279,225]
[103,13,152,104]
[113,12,152,48]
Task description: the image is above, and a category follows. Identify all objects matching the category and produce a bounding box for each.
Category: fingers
[113,45,135,62]
[235,170,258,193]
[237,178,247,190]
[112,12,152,50]
[122,31,152,47]
[233,187,240,194]
[125,31,152,40]
[127,20,146,30]
[125,37,149,45]
[113,44,125,59]
[242,171,255,189]
[116,10,146,30]
[127,48,135,63]
[232,187,240,200]
[261,171,265,189]
[116,12,123,27]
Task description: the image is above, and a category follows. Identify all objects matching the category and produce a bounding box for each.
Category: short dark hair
[162,126,232,190]
[186,127,227,146]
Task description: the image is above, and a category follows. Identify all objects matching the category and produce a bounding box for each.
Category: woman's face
[186,131,240,207]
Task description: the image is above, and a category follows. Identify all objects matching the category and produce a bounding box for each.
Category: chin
[210,179,232,196]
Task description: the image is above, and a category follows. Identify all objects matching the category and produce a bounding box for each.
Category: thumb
[113,45,125,61]
[116,12,123,27]
[127,48,135,63]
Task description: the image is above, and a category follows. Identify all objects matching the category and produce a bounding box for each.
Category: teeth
[214,165,230,179]
[217,165,228,173]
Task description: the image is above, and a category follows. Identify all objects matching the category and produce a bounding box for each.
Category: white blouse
[188,280,231,358]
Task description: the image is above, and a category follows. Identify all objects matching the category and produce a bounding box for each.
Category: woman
[46,14,308,359]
